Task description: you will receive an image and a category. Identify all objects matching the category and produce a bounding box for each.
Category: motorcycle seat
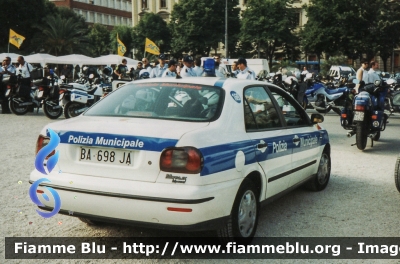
[60,84,74,89]
[325,87,346,95]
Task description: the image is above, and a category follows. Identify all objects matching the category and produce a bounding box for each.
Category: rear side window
[85,82,224,122]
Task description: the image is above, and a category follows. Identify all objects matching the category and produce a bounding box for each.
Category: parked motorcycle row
[261,71,400,151]
[3,68,113,119]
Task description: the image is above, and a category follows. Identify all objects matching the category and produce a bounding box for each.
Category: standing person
[113,59,128,80]
[176,58,183,75]
[193,57,203,77]
[0,57,16,113]
[231,61,239,77]
[16,56,34,87]
[214,56,227,77]
[61,64,71,79]
[236,58,256,80]
[150,54,168,78]
[180,55,196,78]
[142,58,152,73]
[367,61,380,84]
[161,60,178,78]
[301,66,309,75]
[355,59,369,93]
[133,62,143,80]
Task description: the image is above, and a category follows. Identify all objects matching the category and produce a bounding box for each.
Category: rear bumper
[29,170,241,231]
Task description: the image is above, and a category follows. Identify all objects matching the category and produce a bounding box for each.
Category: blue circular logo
[230,91,241,103]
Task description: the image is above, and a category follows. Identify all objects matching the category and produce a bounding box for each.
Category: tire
[42,102,62,119]
[316,108,331,114]
[356,122,368,150]
[395,156,400,192]
[217,179,259,245]
[305,150,331,191]
[78,217,104,226]
[9,98,29,115]
[372,131,380,141]
[64,101,83,119]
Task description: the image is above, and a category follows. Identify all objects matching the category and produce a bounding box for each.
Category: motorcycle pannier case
[50,86,60,100]
[70,89,88,103]
[16,84,31,98]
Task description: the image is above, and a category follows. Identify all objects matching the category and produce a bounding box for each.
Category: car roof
[130,77,263,91]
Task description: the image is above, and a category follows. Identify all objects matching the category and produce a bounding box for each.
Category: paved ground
[1,109,400,263]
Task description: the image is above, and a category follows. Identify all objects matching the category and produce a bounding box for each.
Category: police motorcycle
[340,79,389,150]
[302,73,347,115]
[36,70,63,119]
[6,69,45,115]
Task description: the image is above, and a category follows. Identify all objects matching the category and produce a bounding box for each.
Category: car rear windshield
[84,82,224,122]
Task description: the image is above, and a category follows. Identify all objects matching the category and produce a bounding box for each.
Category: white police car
[30,77,330,243]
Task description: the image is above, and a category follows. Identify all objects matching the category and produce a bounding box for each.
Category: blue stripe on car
[213,79,226,88]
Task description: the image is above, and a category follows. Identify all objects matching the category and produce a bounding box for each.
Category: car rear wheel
[395,156,400,193]
[217,179,259,244]
[305,150,331,191]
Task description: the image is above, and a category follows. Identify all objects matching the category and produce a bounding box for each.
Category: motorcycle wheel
[64,101,83,119]
[316,108,331,114]
[356,122,368,150]
[395,156,400,192]
[372,131,380,141]
[42,102,62,119]
[9,99,29,115]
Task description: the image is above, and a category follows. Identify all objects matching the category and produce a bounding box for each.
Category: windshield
[84,82,224,122]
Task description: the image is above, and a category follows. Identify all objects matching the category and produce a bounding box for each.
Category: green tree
[169,0,241,57]
[0,0,53,53]
[240,0,298,68]
[110,25,133,57]
[89,24,111,56]
[131,13,171,59]
[33,14,90,56]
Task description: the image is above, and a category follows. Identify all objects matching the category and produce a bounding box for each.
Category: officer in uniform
[180,55,196,78]
[162,60,178,78]
[236,58,256,80]
[150,54,168,78]
[0,56,16,113]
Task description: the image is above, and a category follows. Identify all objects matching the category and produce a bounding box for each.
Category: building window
[291,11,301,27]
[115,0,120,9]
[121,0,126,10]
[160,0,166,8]
[142,0,147,9]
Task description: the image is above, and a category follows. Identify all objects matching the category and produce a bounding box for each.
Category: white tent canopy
[53,54,96,66]
[24,53,57,67]
[88,55,139,66]
[0,53,21,63]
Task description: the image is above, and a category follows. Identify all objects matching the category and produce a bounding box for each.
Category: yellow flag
[117,33,126,56]
[9,29,25,49]
[145,38,160,55]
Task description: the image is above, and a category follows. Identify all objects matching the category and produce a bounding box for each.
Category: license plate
[79,147,133,166]
[353,111,364,121]
[5,89,10,96]
[38,91,44,98]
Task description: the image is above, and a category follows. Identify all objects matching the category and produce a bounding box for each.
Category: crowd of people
[111,55,257,81]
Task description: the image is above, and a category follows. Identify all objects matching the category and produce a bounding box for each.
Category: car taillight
[354,105,365,111]
[6,85,11,89]
[160,147,203,174]
[39,86,44,91]
[36,135,55,158]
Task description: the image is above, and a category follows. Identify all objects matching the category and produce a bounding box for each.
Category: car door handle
[257,143,268,148]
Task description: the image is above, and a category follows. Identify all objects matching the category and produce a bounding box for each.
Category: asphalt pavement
[1,109,400,263]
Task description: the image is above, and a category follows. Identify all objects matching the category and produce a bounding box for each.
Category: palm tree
[34,14,90,56]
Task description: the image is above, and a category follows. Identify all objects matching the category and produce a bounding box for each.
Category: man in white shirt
[355,60,369,93]
[180,55,196,78]
[16,56,34,86]
[193,57,203,77]
[366,61,380,84]
[141,58,153,73]
[301,66,309,75]
[236,58,256,80]
[151,54,168,78]
[162,60,178,78]
[0,56,16,113]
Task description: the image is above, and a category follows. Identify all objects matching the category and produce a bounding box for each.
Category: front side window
[243,87,283,131]
[269,87,310,127]
[85,83,224,122]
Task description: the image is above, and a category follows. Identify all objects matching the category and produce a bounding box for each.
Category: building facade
[49,0,132,27]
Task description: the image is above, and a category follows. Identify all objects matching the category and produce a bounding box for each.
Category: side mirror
[311,113,324,124]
